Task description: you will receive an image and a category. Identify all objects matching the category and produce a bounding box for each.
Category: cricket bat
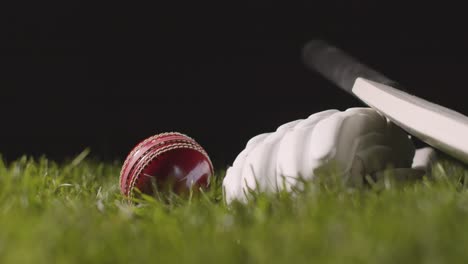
[302,39,468,164]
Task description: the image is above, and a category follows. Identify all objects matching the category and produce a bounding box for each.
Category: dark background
[1,1,467,166]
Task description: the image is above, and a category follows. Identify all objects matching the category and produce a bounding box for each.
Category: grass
[2,150,468,263]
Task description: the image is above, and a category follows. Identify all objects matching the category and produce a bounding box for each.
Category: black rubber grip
[302,39,399,94]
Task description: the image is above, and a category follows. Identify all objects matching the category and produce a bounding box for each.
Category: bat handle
[302,39,400,94]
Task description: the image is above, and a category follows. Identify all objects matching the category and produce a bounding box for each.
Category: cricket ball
[119,132,214,198]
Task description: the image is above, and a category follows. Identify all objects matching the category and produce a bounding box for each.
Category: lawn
[1,150,468,263]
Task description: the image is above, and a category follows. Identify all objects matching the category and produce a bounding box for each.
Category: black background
[2,1,467,166]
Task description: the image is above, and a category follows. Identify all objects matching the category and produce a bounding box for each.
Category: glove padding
[223,108,416,203]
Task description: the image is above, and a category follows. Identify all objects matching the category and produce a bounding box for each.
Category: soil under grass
[1,151,468,263]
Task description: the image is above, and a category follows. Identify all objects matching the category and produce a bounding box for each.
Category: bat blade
[303,39,468,164]
[353,77,468,164]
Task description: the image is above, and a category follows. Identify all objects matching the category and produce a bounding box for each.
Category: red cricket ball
[119,132,214,198]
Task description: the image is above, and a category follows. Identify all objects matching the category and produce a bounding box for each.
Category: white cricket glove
[223,107,421,204]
